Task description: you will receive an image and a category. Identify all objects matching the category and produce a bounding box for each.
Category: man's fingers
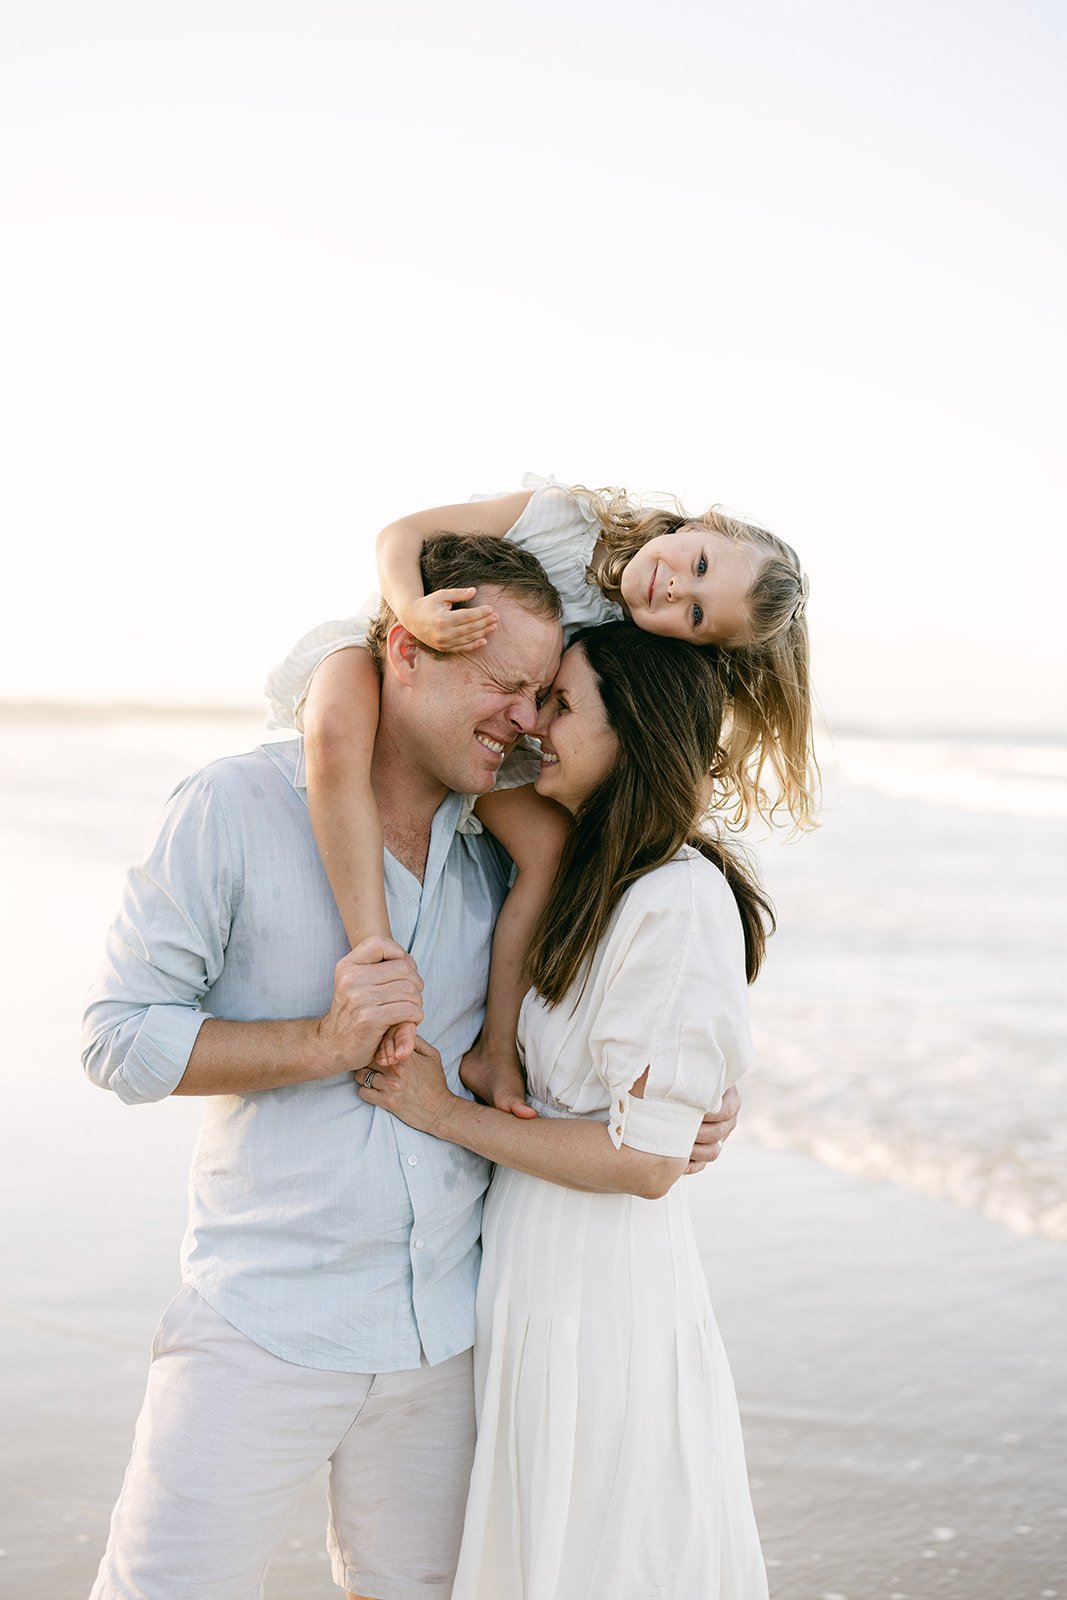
[391,1022,417,1061]
[340,936,413,969]
[698,1093,739,1137]
[684,1141,721,1176]
[699,1107,736,1131]
[344,982,423,1015]
[368,1002,425,1031]
[376,1021,417,1067]
[337,961,423,995]
[703,1085,741,1126]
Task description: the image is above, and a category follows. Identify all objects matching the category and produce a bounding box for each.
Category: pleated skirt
[451,1165,769,1600]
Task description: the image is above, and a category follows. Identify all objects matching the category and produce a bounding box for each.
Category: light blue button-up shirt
[82,739,512,1372]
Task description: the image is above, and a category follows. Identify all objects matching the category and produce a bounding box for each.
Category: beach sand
[2,713,1064,1597]
[2,1139,1064,1598]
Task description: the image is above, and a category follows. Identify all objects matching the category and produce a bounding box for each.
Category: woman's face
[533,645,619,814]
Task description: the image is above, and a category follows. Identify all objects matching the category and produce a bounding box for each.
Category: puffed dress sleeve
[588,855,754,1158]
[505,473,623,641]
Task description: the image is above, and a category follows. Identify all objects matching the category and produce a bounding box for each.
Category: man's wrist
[304,1019,355,1082]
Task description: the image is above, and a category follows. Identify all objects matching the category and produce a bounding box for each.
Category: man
[83,534,736,1600]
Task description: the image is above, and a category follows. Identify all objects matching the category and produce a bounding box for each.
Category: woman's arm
[362,1039,686,1200]
[376,489,534,651]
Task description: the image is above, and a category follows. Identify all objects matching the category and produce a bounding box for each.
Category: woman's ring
[361,1068,379,1090]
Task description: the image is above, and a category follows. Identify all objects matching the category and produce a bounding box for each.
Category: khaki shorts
[91,1286,475,1600]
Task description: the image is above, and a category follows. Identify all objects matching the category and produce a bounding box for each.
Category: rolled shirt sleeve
[81,772,237,1104]
[588,857,754,1159]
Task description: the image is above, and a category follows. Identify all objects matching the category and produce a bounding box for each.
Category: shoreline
[2,1142,1063,1597]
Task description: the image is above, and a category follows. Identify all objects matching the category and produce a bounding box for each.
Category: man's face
[393,588,563,796]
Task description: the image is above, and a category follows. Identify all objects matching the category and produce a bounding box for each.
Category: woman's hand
[356,1034,457,1132]
[460,1038,539,1119]
[400,590,498,653]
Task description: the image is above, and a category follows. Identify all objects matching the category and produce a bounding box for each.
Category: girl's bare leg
[303,648,414,1063]
[460,786,571,1116]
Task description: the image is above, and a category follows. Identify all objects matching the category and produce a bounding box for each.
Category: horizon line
[1,698,1065,746]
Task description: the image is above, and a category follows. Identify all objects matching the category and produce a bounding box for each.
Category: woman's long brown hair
[525,623,775,1005]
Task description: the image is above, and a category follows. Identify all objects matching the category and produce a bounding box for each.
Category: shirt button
[414,1239,425,1250]
[407,1155,418,1166]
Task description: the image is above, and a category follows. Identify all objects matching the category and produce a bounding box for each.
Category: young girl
[265,472,814,1070]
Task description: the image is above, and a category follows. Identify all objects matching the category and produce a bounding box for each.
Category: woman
[359,621,773,1599]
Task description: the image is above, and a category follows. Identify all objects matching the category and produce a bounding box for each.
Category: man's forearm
[173,1016,346,1095]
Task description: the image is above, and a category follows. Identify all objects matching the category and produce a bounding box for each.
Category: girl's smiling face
[619,525,758,646]
[533,644,619,815]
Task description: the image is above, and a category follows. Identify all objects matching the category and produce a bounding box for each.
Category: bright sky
[2,0,1064,732]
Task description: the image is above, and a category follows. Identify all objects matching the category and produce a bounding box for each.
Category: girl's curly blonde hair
[575,485,819,832]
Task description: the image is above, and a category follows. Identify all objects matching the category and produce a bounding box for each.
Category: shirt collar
[260,737,467,841]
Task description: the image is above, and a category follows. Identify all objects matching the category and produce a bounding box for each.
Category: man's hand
[685,1084,741,1174]
[460,1038,538,1119]
[313,936,424,1078]
[401,589,498,653]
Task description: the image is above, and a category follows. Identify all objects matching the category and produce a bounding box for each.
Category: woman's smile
[533,645,619,813]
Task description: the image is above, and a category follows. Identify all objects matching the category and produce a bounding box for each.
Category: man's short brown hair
[365,533,562,669]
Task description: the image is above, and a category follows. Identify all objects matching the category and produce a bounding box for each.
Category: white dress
[452,850,769,1600]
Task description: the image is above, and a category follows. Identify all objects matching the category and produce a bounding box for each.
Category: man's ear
[384,621,421,684]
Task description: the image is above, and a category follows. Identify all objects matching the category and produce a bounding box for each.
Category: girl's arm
[364,1039,686,1200]
[376,489,534,652]
[459,785,571,1118]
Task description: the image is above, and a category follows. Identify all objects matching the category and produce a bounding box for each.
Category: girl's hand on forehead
[404,589,498,653]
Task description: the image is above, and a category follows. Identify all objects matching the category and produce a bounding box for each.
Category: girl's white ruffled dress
[452,851,769,1600]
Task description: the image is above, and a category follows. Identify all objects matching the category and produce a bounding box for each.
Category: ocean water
[745,729,1067,1242]
[3,710,1065,1243]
